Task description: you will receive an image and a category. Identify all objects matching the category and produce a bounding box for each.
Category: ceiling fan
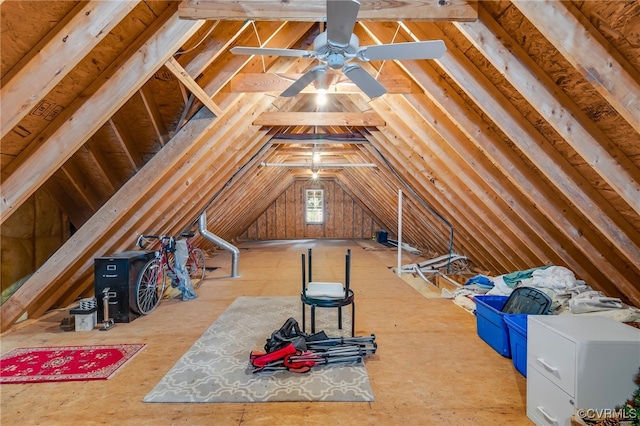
[230,0,446,99]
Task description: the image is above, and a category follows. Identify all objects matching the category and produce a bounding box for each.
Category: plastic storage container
[474,295,511,357]
[504,314,528,377]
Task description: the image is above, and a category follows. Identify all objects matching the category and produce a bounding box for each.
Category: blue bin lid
[501,287,552,315]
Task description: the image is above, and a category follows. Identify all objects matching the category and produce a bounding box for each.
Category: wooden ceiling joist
[254,112,384,127]
[230,73,414,94]
[178,0,479,22]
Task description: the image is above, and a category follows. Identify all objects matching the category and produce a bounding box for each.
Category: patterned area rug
[0,344,145,384]
[143,296,374,402]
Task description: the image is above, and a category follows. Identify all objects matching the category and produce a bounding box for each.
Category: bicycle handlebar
[137,234,164,249]
[137,232,196,249]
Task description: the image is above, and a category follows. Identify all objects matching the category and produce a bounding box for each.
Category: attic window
[305,189,324,224]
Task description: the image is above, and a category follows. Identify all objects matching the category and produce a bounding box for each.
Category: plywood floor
[0,239,531,425]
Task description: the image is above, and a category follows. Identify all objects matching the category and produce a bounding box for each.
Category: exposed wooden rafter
[179,0,478,22]
[254,112,384,127]
[0,1,138,139]
[165,57,223,117]
[0,5,205,225]
[230,73,414,94]
[512,0,640,134]
[456,6,640,215]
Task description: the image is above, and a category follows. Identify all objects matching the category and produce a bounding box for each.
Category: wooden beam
[84,139,120,191]
[0,1,138,138]
[0,6,205,225]
[364,21,640,304]
[367,97,521,272]
[254,112,384,127]
[58,163,101,212]
[181,21,248,77]
[42,180,89,228]
[165,57,223,117]
[270,136,369,144]
[512,0,640,134]
[455,7,640,215]
[200,21,314,99]
[139,84,170,146]
[230,73,414,94]
[108,118,143,171]
[179,0,478,22]
[0,108,216,331]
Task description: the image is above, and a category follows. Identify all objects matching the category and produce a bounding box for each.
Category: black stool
[300,248,355,337]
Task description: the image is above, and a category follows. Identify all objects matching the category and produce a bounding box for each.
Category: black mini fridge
[94,250,155,323]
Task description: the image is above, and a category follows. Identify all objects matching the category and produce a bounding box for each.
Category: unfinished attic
[1,1,640,425]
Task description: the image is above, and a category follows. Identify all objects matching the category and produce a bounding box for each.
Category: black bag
[265,317,307,352]
[264,317,329,353]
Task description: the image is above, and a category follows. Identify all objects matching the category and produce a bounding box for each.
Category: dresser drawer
[527,367,575,426]
[528,317,576,395]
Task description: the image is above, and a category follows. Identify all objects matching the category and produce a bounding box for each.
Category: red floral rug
[0,344,145,384]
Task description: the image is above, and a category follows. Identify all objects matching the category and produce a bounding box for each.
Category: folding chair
[301,248,355,337]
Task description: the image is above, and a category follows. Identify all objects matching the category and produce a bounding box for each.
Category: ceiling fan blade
[230,46,314,58]
[358,40,446,61]
[281,65,328,97]
[326,0,360,47]
[343,64,386,99]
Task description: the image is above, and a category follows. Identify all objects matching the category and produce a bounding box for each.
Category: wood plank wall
[240,178,383,240]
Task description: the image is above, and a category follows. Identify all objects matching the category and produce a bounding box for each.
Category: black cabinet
[94,250,155,323]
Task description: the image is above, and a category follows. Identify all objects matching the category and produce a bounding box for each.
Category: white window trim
[305,189,324,224]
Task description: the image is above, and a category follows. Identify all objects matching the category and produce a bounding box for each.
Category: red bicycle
[135,232,206,315]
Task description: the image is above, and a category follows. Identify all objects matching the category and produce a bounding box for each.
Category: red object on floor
[0,344,145,384]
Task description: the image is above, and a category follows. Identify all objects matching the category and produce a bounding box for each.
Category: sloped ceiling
[1,0,639,330]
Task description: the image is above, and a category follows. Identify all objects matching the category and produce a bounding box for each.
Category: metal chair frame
[301,248,355,337]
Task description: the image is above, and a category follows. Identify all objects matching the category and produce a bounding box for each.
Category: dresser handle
[536,357,559,375]
[536,406,559,425]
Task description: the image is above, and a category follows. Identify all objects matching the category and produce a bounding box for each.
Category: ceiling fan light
[327,53,345,69]
[316,90,327,105]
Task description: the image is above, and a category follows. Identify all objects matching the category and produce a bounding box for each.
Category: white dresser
[527,315,640,426]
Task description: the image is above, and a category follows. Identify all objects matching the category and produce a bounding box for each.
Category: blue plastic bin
[474,295,511,357]
[504,314,528,377]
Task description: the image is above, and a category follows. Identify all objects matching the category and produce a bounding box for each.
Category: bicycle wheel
[187,248,206,288]
[135,258,166,315]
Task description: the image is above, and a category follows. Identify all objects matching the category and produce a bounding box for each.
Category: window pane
[305,189,323,223]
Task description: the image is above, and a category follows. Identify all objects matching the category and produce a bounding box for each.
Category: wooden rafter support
[454,8,640,216]
[179,0,478,22]
[0,8,205,226]
[108,118,143,171]
[511,0,640,134]
[60,162,101,210]
[230,73,414,94]
[165,57,223,117]
[254,112,385,127]
[139,84,170,146]
[0,1,138,139]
